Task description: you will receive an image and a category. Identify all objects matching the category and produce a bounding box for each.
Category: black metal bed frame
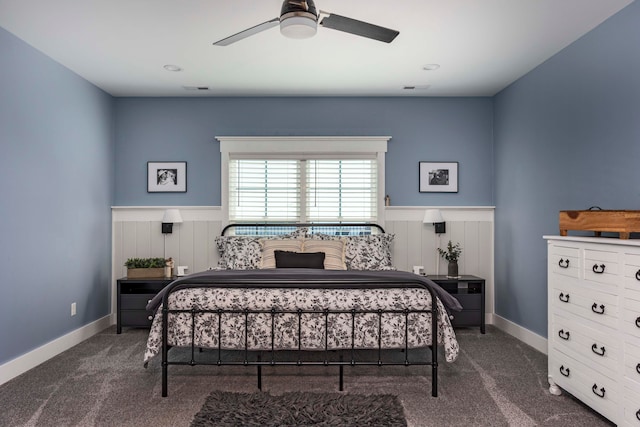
[159,223,440,397]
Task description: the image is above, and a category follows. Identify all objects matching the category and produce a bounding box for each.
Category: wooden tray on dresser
[559,209,640,239]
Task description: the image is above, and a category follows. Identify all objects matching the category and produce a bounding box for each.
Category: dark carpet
[190,391,406,426]
[0,325,614,426]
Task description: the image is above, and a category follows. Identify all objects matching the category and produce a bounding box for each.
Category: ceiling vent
[182,86,210,91]
[403,85,431,91]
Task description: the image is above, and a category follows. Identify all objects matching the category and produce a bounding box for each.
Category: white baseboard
[490,314,548,355]
[0,315,113,386]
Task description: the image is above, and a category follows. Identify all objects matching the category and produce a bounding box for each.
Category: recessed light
[163,64,182,72]
[423,64,440,71]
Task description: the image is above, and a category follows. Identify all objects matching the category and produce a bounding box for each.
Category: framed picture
[147,161,187,193]
[419,161,458,193]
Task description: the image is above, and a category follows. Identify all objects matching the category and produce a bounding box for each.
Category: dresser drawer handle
[559,293,570,303]
[591,303,605,315]
[636,269,640,281]
[559,365,570,377]
[636,363,640,374]
[636,316,640,328]
[558,258,570,268]
[591,344,605,357]
[636,409,640,421]
[148,315,153,321]
[558,329,570,340]
[591,384,606,398]
[592,263,605,274]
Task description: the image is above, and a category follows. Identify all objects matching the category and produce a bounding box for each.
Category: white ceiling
[0,0,633,97]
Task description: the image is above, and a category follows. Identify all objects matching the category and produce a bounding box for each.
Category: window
[218,136,389,224]
[229,158,377,223]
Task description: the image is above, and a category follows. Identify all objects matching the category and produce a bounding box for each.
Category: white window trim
[217,136,390,226]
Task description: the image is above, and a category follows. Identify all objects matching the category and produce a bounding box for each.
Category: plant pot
[447,261,459,278]
[127,267,165,279]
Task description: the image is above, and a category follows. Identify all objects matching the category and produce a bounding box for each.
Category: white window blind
[306,159,377,222]
[228,160,300,222]
[228,158,377,223]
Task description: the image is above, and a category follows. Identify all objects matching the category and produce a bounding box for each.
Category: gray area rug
[190,391,406,426]
[0,325,613,426]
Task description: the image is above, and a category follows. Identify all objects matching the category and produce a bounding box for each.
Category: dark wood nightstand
[116,277,174,334]
[426,275,485,334]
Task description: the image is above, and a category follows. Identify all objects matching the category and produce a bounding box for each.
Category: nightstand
[426,275,485,334]
[116,277,174,333]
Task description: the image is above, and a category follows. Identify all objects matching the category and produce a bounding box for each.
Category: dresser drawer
[623,382,640,426]
[550,244,581,279]
[551,281,619,328]
[623,299,640,340]
[625,263,640,302]
[549,350,618,422]
[551,313,619,376]
[584,248,619,288]
[625,341,640,387]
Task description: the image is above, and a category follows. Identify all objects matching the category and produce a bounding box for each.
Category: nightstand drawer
[121,294,155,310]
[427,275,485,333]
[121,311,153,327]
[117,277,173,333]
[451,310,481,327]
[454,294,482,310]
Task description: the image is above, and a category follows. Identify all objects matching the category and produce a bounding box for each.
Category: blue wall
[0,27,114,365]
[493,1,640,336]
[114,97,493,207]
[2,0,638,367]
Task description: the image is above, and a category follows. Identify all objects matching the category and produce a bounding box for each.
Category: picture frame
[147,161,187,193]
[419,161,458,193]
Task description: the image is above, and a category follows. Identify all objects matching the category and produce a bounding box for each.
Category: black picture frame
[147,161,187,193]
[419,161,458,193]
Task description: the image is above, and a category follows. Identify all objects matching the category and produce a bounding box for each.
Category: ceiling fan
[213,0,399,46]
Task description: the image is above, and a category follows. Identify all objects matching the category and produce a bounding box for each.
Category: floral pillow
[215,236,262,270]
[307,233,396,270]
[215,228,309,270]
[344,234,396,270]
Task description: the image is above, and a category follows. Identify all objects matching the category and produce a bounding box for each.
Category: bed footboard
[157,276,444,398]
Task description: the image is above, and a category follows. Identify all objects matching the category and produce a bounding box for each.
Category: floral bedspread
[143,286,459,363]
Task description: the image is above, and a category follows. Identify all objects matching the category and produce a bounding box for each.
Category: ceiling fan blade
[213,17,280,46]
[320,13,399,43]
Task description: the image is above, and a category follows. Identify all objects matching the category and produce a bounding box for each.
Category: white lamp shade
[162,209,183,223]
[423,209,444,224]
[280,16,317,39]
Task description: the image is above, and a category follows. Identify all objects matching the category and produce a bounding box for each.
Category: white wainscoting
[385,206,495,317]
[111,205,496,320]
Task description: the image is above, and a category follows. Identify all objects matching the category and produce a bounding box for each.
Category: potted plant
[437,241,462,278]
[124,257,168,278]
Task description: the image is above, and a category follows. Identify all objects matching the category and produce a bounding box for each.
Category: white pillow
[260,239,304,269]
[302,239,347,270]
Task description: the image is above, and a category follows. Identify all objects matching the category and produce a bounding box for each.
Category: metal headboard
[221,223,385,237]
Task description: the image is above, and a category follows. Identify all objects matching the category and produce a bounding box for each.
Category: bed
[143,223,462,397]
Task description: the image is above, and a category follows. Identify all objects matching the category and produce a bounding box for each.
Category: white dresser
[545,236,640,425]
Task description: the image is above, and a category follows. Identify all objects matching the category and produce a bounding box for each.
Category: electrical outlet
[71,302,77,316]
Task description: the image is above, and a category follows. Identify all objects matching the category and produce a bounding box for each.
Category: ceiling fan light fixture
[280,14,317,39]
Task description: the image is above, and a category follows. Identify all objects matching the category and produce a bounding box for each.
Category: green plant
[437,241,462,263]
[124,257,167,269]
